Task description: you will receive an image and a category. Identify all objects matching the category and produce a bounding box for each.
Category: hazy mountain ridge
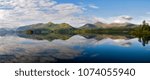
[80,22,137,29]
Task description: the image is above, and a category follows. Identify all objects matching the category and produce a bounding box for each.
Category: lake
[0,34,150,63]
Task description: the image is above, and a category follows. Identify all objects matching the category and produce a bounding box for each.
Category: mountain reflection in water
[0,34,150,63]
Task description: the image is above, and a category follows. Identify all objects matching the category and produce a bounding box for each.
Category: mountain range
[80,22,137,29]
[17,22,74,31]
[17,21,137,31]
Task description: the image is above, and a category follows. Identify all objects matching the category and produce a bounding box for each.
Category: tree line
[131,21,150,46]
[131,20,150,35]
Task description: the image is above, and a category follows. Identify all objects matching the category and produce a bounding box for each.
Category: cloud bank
[0,0,96,28]
[113,15,133,23]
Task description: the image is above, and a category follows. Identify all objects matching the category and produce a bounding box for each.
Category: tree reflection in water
[138,35,150,46]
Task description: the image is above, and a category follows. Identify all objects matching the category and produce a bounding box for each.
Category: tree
[131,20,150,46]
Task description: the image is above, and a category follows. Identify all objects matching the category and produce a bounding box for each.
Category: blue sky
[57,0,150,17]
[0,0,150,28]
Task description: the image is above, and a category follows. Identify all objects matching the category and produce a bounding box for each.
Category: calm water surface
[0,34,150,63]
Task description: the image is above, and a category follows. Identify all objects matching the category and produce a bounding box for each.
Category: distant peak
[95,22,105,24]
[47,22,54,25]
[61,23,69,25]
[60,23,71,26]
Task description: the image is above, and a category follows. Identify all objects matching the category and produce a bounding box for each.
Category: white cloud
[89,4,99,9]
[0,0,92,28]
[93,17,106,23]
[146,20,150,24]
[112,15,133,23]
[93,15,133,23]
[53,3,83,15]
[0,0,138,28]
[137,15,150,24]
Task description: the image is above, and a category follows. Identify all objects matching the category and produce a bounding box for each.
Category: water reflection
[0,34,150,63]
[138,35,150,46]
[0,36,81,62]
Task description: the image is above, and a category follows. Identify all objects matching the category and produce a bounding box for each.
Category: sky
[0,0,150,28]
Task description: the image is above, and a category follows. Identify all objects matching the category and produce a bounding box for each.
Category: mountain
[80,22,137,29]
[16,21,137,35]
[94,22,106,28]
[17,22,74,31]
[108,23,137,28]
[80,24,98,29]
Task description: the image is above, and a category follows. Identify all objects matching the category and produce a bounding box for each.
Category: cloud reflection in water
[0,35,148,63]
